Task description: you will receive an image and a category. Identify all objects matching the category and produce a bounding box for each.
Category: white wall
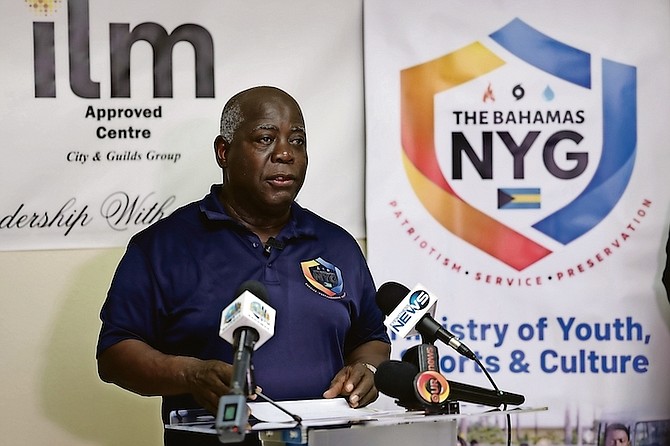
[0,249,163,444]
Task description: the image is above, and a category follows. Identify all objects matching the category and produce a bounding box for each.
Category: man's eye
[290,137,305,145]
[258,136,274,144]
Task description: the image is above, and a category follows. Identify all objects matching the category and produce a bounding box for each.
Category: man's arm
[97,338,234,414]
[322,339,391,408]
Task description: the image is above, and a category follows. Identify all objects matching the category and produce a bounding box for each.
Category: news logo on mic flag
[384,283,438,339]
[415,370,451,405]
[219,290,276,348]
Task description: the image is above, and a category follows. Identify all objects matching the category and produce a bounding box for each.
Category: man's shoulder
[293,203,356,241]
[129,199,203,245]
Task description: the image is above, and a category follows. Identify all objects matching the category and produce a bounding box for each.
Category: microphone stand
[215,387,303,443]
[253,388,303,424]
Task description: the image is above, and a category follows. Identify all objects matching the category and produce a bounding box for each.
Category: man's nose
[272,141,294,162]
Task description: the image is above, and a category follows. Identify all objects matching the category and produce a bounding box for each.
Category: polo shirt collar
[198,184,317,240]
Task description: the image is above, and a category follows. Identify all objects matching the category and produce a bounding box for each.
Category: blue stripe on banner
[490,18,591,88]
[502,188,541,195]
[532,60,637,244]
[503,202,541,210]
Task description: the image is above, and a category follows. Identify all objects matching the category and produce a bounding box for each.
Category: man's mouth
[267,174,296,186]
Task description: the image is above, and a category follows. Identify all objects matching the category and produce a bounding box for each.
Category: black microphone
[374,360,427,410]
[405,343,440,373]
[375,360,525,408]
[376,281,477,361]
[263,237,284,256]
[216,280,276,443]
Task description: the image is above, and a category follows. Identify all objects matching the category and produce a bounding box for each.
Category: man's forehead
[240,88,298,110]
[241,95,303,121]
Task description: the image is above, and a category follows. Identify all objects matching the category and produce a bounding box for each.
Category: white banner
[365,0,670,442]
[0,0,366,250]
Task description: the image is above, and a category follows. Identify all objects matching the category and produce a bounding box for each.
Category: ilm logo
[32,0,215,98]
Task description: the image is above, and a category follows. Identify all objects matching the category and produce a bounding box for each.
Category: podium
[167,399,546,446]
[257,409,459,445]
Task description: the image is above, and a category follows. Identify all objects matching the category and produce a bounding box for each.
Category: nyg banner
[0,0,366,250]
[364,0,670,441]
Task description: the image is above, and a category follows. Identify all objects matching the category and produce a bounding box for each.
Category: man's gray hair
[219,86,302,144]
[219,98,244,144]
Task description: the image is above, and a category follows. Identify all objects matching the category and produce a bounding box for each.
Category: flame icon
[24,0,62,16]
[482,82,495,102]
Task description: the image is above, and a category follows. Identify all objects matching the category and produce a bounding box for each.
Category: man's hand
[98,339,236,415]
[183,359,234,414]
[322,362,378,408]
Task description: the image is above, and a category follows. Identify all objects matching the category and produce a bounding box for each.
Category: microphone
[404,343,440,373]
[375,360,525,409]
[263,237,284,256]
[219,280,276,394]
[374,359,428,410]
[400,343,449,413]
[376,282,477,361]
[216,280,276,443]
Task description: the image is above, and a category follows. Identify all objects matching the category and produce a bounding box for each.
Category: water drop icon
[543,85,555,101]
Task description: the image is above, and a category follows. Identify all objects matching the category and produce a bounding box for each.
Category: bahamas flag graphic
[497,188,541,209]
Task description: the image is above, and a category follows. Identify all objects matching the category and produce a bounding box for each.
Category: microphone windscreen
[236,280,269,302]
[374,360,419,402]
[375,281,410,315]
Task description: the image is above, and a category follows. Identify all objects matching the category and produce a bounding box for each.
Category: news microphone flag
[219,288,276,349]
[383,282,438,339]
[217,281,275,443]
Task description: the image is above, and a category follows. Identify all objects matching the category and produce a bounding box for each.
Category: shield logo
[301,257,345,298]
[400,18,636,271]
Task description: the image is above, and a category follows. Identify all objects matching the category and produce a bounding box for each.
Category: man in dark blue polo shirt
[96,86,391,445]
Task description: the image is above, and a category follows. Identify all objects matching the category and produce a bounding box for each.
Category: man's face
[221,91,307,214]
[605,429,630,446]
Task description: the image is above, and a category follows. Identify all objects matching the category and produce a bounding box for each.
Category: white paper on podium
[249,398,400,424]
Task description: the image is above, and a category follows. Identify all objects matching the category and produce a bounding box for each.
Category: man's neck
[218,188,291,244]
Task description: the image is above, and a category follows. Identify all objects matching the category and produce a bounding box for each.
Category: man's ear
[214,134,228,169]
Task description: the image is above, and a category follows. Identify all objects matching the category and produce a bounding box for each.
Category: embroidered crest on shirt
[301,257,345,299]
